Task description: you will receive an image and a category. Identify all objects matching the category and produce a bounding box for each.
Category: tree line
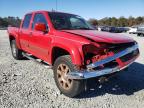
[0,16,21,28]
[88,16,144,27]
[0,16,144,28]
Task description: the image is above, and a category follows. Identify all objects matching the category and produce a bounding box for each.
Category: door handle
[20,31,23,34]
[29,32,32,36]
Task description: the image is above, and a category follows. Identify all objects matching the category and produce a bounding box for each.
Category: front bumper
[67,44,139,79]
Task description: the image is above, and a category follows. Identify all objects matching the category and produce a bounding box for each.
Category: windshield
[48,12,94,30]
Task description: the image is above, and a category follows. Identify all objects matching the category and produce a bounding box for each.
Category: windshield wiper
[76,27,94,30]
[57,27,94,30]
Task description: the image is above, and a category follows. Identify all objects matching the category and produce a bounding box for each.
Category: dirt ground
[0,30,144,108]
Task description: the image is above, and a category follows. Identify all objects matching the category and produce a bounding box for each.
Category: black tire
[10,40,23,60]
[137,33,140,36]
[53,55,84,97]
[141,33,144,37]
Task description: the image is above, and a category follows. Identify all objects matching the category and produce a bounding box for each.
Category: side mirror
[34,23,47,32]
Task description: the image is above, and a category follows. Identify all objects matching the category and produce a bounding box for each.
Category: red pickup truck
[7,11,139,97]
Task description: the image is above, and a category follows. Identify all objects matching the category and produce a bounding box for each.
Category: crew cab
[7,11,139,97]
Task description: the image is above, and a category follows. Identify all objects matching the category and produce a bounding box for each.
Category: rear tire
[53,55,84,97]
[10,40,23,60]
[137,33,140,36]
[141,33,144,37]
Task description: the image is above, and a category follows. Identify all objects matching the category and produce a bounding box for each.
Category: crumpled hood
[62,30,134,44]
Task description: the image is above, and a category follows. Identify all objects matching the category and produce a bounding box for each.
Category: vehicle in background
[100,26,108,31]
[98,26,128,33]
[128,26,137,34]
[92,25,98,30]
[105,26,116,33]
[117,27,128,33]
[97,26,104,31]
[101,26,119,33]
[0,27,7,30]
[137,25,144,37]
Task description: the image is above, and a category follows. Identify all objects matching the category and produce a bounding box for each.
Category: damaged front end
[67,42,139,79]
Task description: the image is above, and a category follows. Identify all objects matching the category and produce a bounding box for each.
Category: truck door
[28,13,52,62]
[19,14,32,52]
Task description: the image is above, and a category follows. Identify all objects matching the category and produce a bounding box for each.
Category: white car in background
[128,26,137,34]
[137,25,144,36]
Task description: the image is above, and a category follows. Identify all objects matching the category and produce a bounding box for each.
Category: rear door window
[22,14,32,29]
[32,13,48,30]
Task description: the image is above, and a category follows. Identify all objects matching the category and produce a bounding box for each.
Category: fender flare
[9,33,21,49]
[50,43,83,66]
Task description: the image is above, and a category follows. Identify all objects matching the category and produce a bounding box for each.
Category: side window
[32,13,48,29]
[22,14,32,29]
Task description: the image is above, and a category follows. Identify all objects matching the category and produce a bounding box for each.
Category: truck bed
[7,27,19,36]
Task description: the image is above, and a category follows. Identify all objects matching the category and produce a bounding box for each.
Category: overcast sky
[0,0,144,19]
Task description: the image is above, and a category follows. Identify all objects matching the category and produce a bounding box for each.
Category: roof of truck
[26,10,75,16]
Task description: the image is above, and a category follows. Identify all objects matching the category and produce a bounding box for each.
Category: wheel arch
[9,34,21,49]
[9,35,15,42]
[51,45,83,66]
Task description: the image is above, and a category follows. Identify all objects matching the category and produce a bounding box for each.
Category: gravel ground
[0,30,144,108]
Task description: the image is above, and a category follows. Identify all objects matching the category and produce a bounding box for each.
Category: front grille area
[93,60,118,70]
[108,42,138,62]
[109,42,135,54]
[120,49,139,62]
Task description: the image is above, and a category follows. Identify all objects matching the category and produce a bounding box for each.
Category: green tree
[128,16,136,26]
[135,17,143,25]
[117,16,128,27]
[111,17,117,26]
[88,18,98,26]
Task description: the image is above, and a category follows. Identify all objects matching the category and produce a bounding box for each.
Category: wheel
[137,33,140,36]
[10,40,23,60]
[141,33,144,37]
[53,55,84,97]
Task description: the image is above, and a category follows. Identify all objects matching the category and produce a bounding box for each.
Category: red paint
[34,23,47,32]
[7,11,138,67]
